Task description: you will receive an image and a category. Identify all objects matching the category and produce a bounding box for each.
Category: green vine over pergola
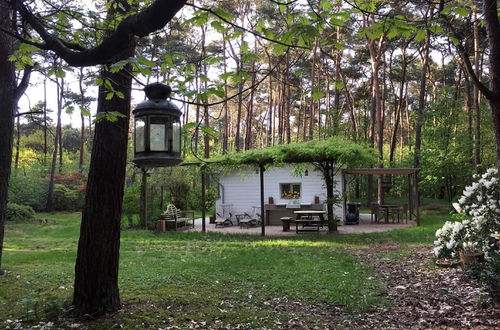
[202,137,375,234]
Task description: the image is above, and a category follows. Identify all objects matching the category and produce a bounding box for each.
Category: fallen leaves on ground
[270,245,500,329]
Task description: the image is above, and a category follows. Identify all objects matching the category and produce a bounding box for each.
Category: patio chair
[370,203,384,223]
[214,212,233,227]
[239,212,259,229]
[397,204,408,223]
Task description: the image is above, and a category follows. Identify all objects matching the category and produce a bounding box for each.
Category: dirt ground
[269,246,500,329]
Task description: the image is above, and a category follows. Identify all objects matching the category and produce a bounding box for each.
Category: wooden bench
[157,204,195,231]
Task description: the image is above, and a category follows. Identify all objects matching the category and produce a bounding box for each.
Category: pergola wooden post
[259,165,265,237]
[342,168,420,225]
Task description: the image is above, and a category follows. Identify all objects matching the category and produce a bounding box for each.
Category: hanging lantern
[132,83,182,168]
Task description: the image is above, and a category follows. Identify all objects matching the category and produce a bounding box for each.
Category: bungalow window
[281,183,301,199]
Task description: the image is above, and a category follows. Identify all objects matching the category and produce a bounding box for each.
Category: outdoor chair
[239,212,260,229]
[397,204,408,223]
[370,203,384,223]
[214,212,233,227]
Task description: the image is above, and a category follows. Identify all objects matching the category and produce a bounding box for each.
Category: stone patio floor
[185,214,416,236]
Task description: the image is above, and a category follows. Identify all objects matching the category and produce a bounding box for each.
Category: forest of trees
[9,0,499,199]
[1,0,500,317]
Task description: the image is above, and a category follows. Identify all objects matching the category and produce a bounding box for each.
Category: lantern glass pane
[135,118,145,152]
[150,117,168,151]
[172,121,181,153]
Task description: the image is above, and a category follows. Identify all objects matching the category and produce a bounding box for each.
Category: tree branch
[14,110,43,117]
[14,65,33,103]
[16,0,188,66]
[186,3,311,51]
[438,0,494,100]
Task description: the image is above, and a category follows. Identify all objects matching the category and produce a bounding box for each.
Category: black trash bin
[345,202,360,225]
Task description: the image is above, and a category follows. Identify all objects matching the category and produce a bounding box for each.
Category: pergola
[341,168,421,225]
[196,138,375,236]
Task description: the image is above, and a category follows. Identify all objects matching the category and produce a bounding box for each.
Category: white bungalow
[215,166,344,225]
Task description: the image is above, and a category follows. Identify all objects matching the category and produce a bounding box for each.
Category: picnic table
[293,210,326,233]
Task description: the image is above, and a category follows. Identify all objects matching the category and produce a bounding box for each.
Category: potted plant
[268,196,274,204]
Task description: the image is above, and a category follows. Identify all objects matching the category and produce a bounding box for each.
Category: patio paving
[186,214,416,236]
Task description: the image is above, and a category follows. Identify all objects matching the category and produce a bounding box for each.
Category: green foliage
[122,184,140,217]
[208,138,375,169]
[9,172,48,211]
[94,111,126,123]
[6,203,36,222]
[480,251,500,303]
[62,128,81,153]
[420,87,477,201]
[50,173,86,211]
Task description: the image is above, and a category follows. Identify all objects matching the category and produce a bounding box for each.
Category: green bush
[52,184,84,211]
[9,172,48,211]
[480,251,500,303]
[6,203,36,222]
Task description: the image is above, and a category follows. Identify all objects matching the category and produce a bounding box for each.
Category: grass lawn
[0,211,450,328]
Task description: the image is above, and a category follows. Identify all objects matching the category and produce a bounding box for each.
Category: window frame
[280,182,301,199]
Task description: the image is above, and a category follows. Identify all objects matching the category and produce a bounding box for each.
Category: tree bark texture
[72,58,134,315]
[0,1,16,272]
[483,0,500,172]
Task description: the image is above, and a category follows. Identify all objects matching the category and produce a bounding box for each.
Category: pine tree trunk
[14,116,20,169]
[0,4,16,272]
[72,45,135,318]
[43,78,48,164]
[79,68,86,173]
[73,62,133,315]
[0,1,31,272]
[46,81,63,211]
[414,6,433,169]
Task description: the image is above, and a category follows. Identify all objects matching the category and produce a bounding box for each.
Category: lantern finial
[144,83,171,100]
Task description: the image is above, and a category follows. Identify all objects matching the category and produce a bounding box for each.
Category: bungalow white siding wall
[216,166,343,224]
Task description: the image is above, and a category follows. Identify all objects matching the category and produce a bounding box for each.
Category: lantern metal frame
[132,83,182,168]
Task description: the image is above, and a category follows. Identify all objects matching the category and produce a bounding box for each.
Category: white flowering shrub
[433,220,473,258]
[434,168,500,259]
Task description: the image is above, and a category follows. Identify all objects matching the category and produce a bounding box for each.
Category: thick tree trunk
[0,3,16,272]
[483,0,500,172]
[72,48,134,315]
[0,0,31,273]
